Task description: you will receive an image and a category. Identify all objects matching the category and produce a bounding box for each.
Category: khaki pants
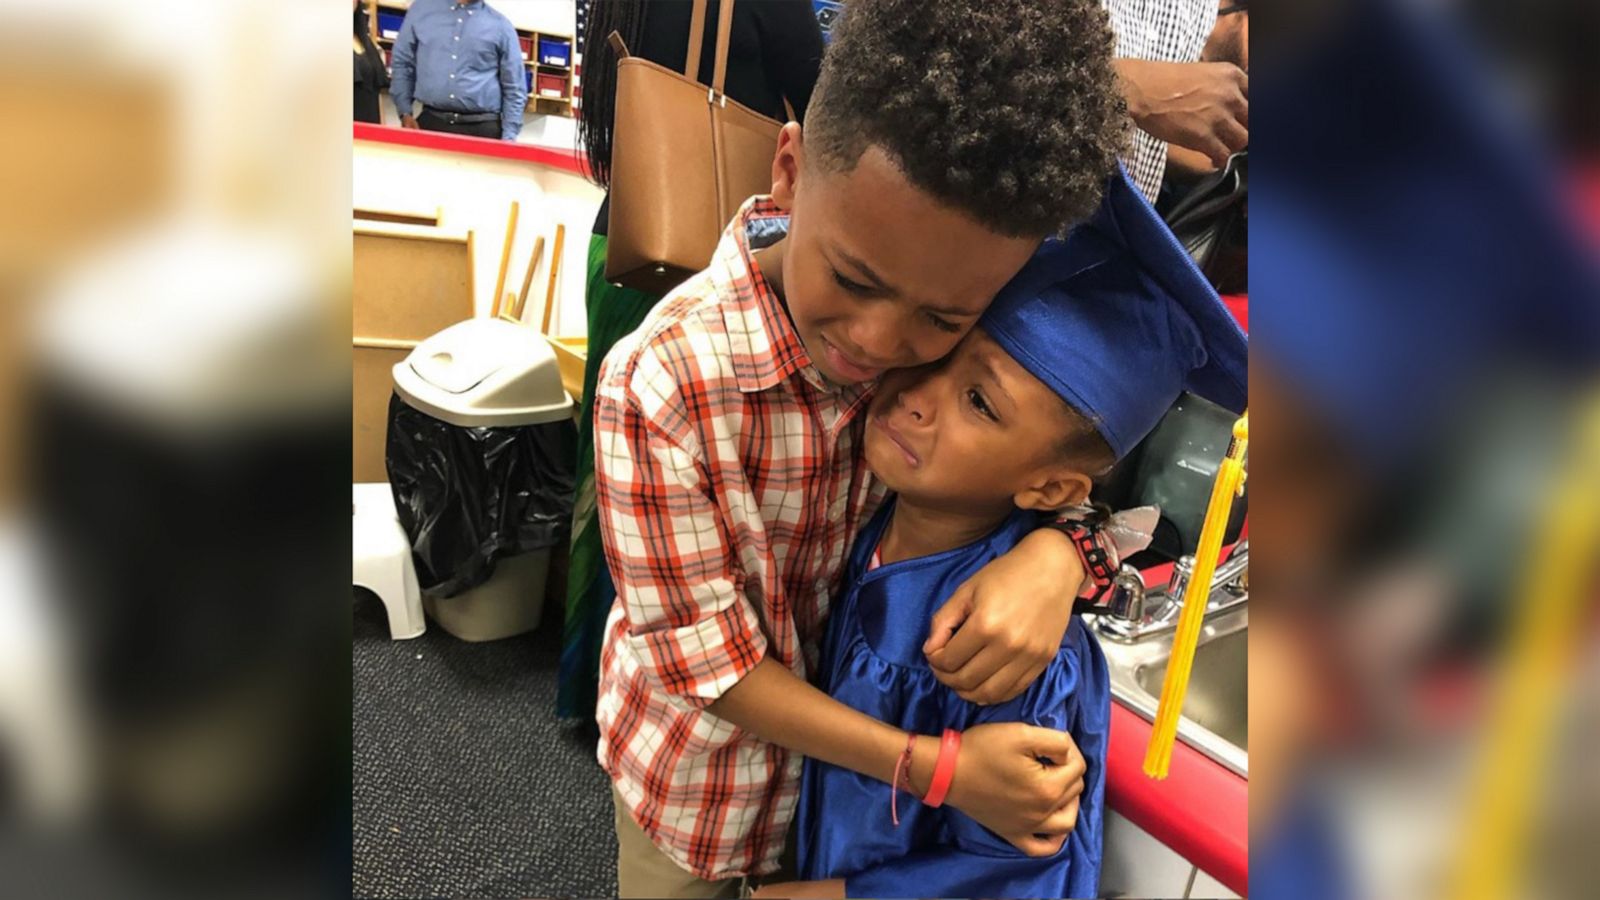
[613,787,743,899]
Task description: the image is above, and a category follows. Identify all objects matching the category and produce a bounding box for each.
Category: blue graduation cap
[980,167,1248,459]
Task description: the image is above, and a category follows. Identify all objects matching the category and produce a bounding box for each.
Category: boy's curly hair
[806,0,1127,237]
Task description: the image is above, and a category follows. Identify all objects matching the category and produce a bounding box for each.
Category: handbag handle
[711,0,735,96]
[684,0,708,81]
[682,0,737,97]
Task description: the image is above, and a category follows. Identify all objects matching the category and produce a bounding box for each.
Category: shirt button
[449,93,455,99]
[449,73,455,78]
[454,35,459,40]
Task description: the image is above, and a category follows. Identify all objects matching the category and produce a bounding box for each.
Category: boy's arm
[593,372,770,707]
[707,657,1083,856]
[924,528,1088,705]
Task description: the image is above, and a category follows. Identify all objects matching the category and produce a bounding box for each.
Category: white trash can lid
[392,318,574,427]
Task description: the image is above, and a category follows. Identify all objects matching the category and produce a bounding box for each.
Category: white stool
[353,483,425,640]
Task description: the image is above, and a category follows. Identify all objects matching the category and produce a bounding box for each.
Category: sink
[1134,628,1248,751]
[1093,603,1249,777]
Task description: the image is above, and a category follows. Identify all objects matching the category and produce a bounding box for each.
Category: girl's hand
[750,878,846,899]
[924,528,1083,705]
[936,722,1086,856]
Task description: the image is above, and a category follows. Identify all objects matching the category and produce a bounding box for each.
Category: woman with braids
[559,0,824,721]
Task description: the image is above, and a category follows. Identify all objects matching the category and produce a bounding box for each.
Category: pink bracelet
[922,729,962,808]
[890,732,916,826]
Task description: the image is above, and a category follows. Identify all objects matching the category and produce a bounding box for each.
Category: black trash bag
[385,393,576,598]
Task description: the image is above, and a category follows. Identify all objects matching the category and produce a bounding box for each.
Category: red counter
[353,121,589,177]
[1107,700,1249,895]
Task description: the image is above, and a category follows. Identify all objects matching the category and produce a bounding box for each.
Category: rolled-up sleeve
[593,359,767,707]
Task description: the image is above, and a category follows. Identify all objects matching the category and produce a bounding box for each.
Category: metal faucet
[1094,541,1248,642]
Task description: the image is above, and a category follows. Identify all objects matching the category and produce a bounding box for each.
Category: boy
[593,1,1127,895]
[772,168,1248,899]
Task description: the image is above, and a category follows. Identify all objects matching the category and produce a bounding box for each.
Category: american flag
[573,0,588,112]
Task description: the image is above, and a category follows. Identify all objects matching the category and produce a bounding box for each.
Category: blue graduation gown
[796,500,1111,898]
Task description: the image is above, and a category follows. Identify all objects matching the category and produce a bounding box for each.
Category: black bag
[1163,150,1247,294]
[385,394,576,598]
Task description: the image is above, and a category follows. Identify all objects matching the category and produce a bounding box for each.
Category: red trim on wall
[353,121,590,178]
[1107,701,1249,895]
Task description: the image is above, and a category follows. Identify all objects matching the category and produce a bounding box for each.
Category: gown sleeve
[845,620,1110,899]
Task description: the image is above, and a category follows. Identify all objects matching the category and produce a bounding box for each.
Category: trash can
[387,318,576,641]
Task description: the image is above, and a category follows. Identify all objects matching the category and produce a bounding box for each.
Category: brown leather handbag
[604,0,784,295]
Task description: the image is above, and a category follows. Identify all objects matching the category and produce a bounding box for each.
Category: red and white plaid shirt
[594,197,887,879]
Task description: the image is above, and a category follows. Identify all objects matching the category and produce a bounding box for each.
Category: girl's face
[863,328,1092,516]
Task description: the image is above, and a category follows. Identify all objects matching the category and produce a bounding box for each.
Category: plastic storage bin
[536,73,567,99]
[388,318,576,641]
[376,12,404,39]
[537,37,571,67]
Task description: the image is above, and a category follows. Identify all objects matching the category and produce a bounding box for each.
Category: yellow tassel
[1448,395,1600,900]
[1144,412,1248,779]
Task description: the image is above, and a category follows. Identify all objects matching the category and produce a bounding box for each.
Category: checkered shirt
[1103,0,1220,201]
[593,196,887,879]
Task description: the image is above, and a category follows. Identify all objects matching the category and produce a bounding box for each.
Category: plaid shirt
[1102,0,1219,201]
[593,197,887,879]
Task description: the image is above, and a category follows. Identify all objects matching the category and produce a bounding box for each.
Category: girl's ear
[1014,467,1092,511]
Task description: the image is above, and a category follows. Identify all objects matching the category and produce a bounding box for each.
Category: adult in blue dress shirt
[390,0,528,140]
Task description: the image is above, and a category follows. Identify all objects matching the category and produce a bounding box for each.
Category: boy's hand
[750,879,846,899]
[938,723,1086,856]
[924,528,1084,705]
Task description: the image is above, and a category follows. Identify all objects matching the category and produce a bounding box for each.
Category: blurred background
[0,1,348,897]
[1249,1,1599,899]
[0,0,1594,898]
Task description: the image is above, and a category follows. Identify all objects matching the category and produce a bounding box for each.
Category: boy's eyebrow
[834,248,896,294]
[834,247,983,316]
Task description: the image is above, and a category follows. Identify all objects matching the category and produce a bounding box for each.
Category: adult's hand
[924,527,1085,705]
[1115,58,1248,168]
[936,722,1087,856]
[400,114,419,129]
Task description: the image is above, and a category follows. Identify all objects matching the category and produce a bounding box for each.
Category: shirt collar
[713,197,828,394]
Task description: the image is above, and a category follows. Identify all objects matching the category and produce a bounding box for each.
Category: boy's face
[767,126,1041,385]
[863,328,1093,516]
